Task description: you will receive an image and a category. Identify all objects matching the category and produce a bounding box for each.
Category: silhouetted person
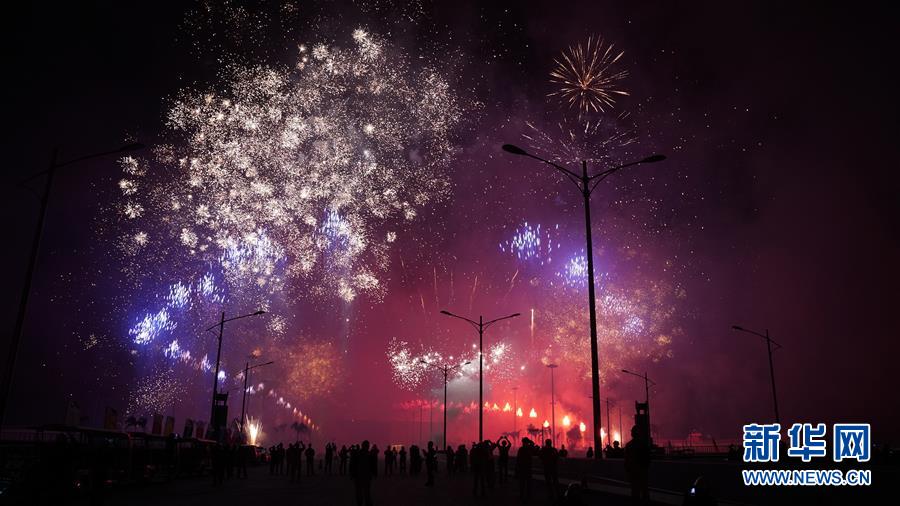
[351,440,375,506]
[410,445,422,475]
[237,443,249,478]
[515,437,535,502]
[559,444,568,458]
[227,443,237,480]
[398,445,407,474]
[297,441,306,477]
[340,445,350,475]
[370,444,380,477]
[471,441,487,496]
[683,476,717,506]
[425,441,437,486]
[456,444,468,472]
[305,444,316,476]
[625,425,651,504]
[384,446,395,476]
[484,439,497,488]
[325,442,335,474]
[445,445,456,475]
[585,446,594,459]
[286,443,296,479]
[497,436,511,483]
[539,439,560,500]
[269,445,277,475]
[292,443,304,482]
[610,440,624,458]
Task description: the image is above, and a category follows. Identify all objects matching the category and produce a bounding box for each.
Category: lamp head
[502,144,528,156]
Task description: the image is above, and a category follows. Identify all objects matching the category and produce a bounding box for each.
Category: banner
[164,415,175,436]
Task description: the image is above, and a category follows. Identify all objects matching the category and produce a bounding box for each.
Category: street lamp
[732,325,783,425]
[421,359,470,451]
[2,142,145,429]
[503,143,665,458]
[546,363,558,446]
[440,310,520,441]
[621,369,654,405]
[205,310,266,440]
[622,369,656,445]
[240,360,274,439]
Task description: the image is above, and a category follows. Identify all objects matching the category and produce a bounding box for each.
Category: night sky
[3,1,899,446]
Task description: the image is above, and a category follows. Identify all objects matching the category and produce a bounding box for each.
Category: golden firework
[549,35,629,115]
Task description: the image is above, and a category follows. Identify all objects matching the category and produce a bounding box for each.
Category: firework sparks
[387,337,517,390]
[522,120,636,168]
[247,416,262,446]
[114,28,465,303]
[540,276,681,381]
[499,222,560,265]
[549,35,629,115]
[283,341,344,400]
[557,253,590,287]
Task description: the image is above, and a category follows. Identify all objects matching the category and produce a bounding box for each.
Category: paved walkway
[91,465,640,506]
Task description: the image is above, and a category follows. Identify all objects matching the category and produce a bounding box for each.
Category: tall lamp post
[512,386,518,445]
[421,360,469,451]
[732,325,782,425]
[205,310,266,439]
[2,142,144,429]
[547,364,558,445]
[440,310,520,441]
[502,143,665,457]
[240,360,274,439]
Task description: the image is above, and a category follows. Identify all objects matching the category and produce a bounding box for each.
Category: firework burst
[540,277,683,382]
[113,28,466,303]
[499,222,560,266]
[283,341,344,400]
[549,35,629,116]
[387,338,518,390]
